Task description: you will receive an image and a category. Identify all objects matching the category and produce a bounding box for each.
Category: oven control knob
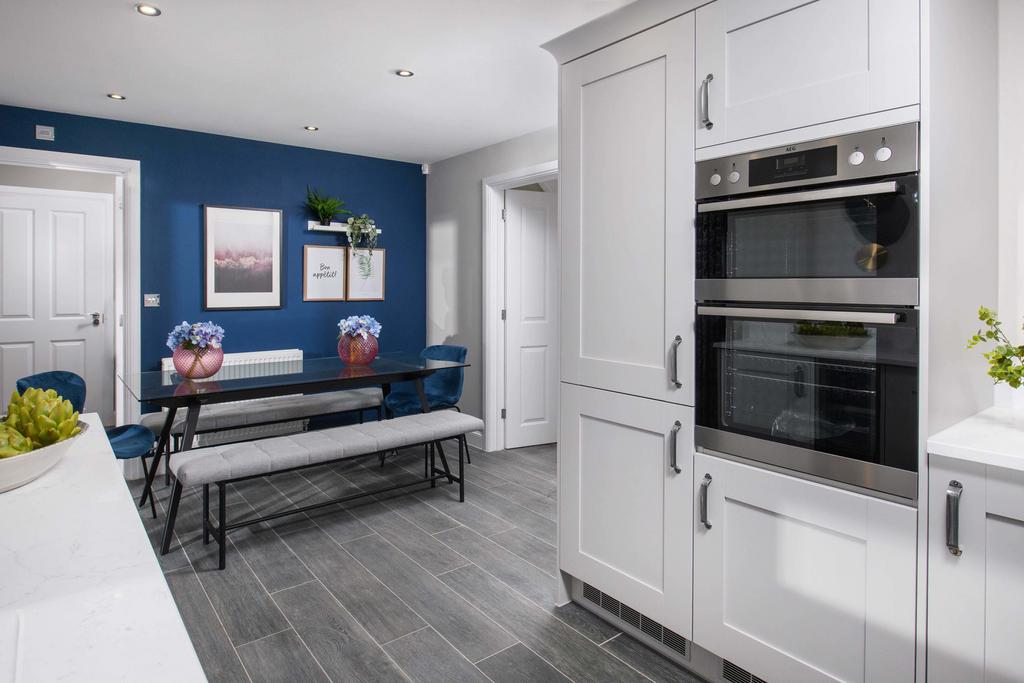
[848,150,865,166]
[709,172,722,186]
[727,170,741,183]
[875,146,893,162]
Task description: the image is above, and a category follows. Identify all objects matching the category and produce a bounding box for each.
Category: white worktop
[0,414,205,682]
[928,406,1024,473]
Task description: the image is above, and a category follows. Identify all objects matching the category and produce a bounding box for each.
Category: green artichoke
[0,424,32,458]
[5,387,81,449]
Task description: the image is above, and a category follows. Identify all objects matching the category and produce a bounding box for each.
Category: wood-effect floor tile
[414,486,514,537]
[463,482,557,545]
[476,643,570,683]
[603,633,705,683]
[236,629,329,683]
[348,500,470,575]
[383,627,490,682]
[228,497,313,594]
[488,527,557,576]
[488,482,557,521]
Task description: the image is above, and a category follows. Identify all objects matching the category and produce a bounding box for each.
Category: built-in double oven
[694,123,920,501]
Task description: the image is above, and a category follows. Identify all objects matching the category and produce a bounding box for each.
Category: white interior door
[504,188,558,448]
[0,186,114,423]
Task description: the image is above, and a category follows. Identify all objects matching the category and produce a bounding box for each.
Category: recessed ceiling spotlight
[304,125,319,131]
[395,69,414,78]
[106,93,126,100]
[135,3,161,16]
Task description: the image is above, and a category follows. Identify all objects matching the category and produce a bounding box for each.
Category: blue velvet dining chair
[15,371,159,517]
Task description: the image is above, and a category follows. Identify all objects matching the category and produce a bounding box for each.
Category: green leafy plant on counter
[4,387,81,452]
[968,306,1024,388]
[306,186,352,226]
[795,321,870,337]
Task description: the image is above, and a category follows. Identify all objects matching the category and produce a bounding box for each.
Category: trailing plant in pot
[167,321,226,379]
[306,186,352,226]
[347,213,380,276]
[967,306,1024,387]
[337,315,381,365]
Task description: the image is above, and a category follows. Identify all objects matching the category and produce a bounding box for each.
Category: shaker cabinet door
[695,0,919,148]
[560,13,695,405]
[559,383,693,638]
[693,453,916,682]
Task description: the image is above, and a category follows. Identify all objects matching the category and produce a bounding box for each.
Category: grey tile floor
[138,442,705,683]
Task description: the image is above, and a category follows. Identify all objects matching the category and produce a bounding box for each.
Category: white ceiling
[0,0,632,163]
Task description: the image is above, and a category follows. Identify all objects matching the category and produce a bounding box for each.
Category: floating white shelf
[306,220,383,234]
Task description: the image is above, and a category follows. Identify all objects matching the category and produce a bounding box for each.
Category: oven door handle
[696,306,899,325]
[697,180,899,213]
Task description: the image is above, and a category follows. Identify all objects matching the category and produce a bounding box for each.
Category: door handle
[669,420,682,474]
[91,312,102,326]
[946,480,963,556]
[700,74,714,130]
[670,335,683,388]
[700,473,712,529]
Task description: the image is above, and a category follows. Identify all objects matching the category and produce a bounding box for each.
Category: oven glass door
[696,175,919,282]
[696,306,918,474]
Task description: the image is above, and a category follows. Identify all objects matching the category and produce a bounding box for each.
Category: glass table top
[120,352,468,404]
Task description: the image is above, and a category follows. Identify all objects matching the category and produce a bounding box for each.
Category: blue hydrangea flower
[338,315,382,339]
[167,320,225,351]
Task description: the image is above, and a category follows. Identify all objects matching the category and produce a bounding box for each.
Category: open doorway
[481,161,558,452]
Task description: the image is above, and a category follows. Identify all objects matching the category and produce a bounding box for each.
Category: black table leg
[179,404,202,453]
[139,405,177,509]
[382,382,392,419]
[415,378,430,413]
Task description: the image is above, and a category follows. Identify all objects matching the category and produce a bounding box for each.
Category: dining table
[120,351,470,510]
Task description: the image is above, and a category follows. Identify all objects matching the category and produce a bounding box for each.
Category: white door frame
[481,160,558,452]
[0,146,142,426]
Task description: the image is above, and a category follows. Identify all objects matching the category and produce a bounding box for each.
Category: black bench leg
[376,406,382,421]
[430,443,436,488]
[435,441,455,484]
[218,482,227,570]
[203,484,210,545]
[160,480,183,555]
[458,436,465,502]
[423,443,428,479]
[359,410,364,424]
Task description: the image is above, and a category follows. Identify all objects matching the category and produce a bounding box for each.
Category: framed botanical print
[203,205,283,310]
[303,245,346,301]
[346,248,385,301]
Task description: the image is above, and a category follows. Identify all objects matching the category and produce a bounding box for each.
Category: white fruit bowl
[0,421,89,493]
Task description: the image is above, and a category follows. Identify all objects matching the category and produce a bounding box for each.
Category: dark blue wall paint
[0,104,426,372]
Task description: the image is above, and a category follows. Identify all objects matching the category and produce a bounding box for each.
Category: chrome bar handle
[700,74,714,130]
[700,474,712,529]
[696,306,899,325]
[669,421,682,474]
[946,480,963,556]
[670,335,683,388]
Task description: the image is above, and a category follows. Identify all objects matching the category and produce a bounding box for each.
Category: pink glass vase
[172,345,224,379]
[337,333,378,365]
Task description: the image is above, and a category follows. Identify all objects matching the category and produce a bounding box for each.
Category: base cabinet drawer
[693,453,916,682]
[928,456,1024,683]
[558,383,693,637]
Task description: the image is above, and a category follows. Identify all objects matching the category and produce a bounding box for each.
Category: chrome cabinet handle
[669,421,682,474]
[700,474,712,529]
[700,74,714,130]
[670,335,683,388]
[946,480,963,556]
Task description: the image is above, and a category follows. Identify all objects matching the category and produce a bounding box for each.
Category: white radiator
[158,348,307,447]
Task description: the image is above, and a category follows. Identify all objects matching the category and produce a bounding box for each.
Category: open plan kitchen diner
[1,0,1022,681]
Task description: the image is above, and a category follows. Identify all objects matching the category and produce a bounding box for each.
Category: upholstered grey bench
[160,410,483,569]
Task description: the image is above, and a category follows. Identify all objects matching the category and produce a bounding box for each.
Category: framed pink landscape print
[203,205,283,310]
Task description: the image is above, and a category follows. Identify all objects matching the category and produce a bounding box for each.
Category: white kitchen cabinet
[559,13,694,405]
[695,0,920,148]
[927,455,1024,683]
[559,383,693,638]
[693,453,916,682]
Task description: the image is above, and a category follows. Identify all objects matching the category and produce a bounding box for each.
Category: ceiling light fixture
[395,69,414,78]
[135,3,161,16]
[304,125,319,131]
[107,93,126,100]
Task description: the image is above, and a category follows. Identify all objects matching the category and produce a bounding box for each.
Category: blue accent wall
[0,104,426,373]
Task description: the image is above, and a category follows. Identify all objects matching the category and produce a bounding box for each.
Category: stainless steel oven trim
[696,306,899,324]
[697,181,898,213]
[695,426,918,501]
[695,278,919,306]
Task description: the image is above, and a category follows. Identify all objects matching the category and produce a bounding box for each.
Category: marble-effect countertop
[0,413,205,682]
[928,406,1024,472]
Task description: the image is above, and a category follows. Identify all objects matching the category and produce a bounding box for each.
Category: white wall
[997,0,1024,408]
[426,126,557,419]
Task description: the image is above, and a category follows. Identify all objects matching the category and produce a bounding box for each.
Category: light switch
[35,125,55,141]
[144,293,160,307]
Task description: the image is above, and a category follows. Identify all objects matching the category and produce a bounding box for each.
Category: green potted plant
[968,306,1024,387]
[306,186,351,227]
[346,213,380,277]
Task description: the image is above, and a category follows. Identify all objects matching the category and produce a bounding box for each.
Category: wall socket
[144,293,161,307]
[35,125,55,141]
